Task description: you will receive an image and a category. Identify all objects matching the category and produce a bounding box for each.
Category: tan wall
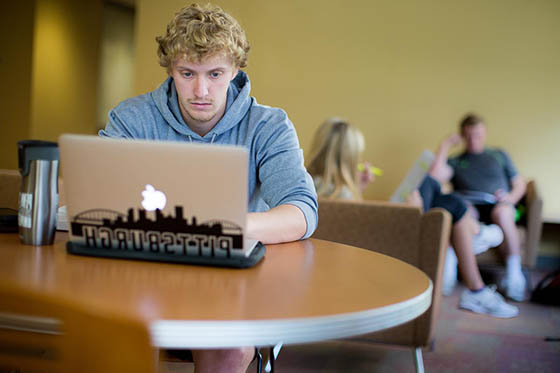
[142,0,560,220]
[97,3,135,130]
[29,0,103,141]
[1,1,36,169]
[1,0,103,171]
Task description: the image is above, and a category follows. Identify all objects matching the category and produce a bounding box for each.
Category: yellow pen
[358,163,383,176]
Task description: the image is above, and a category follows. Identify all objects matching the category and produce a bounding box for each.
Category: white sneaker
[500,275,527,302]
[472,224,504,255]
[459,285,519,318]
[442,247,457,296]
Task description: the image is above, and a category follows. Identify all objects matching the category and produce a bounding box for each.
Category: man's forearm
[508,176,527,205]
[432,142,452,171]
[429,134,460,183]
[246,204,307,244]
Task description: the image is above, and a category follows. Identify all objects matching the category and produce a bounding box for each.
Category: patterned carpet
[273,272,560,373]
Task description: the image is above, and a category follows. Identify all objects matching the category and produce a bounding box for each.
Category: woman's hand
[358,162,375,192]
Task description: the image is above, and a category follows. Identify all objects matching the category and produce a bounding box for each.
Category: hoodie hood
[151,70,253,141]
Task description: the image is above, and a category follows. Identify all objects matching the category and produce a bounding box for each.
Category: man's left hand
[495,189,516,205]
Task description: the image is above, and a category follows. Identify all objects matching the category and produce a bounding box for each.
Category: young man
[100,4,318,372]
[444,113,527,302]
[422,135,518,318]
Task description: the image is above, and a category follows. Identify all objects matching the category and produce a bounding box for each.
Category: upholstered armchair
[475,179,543,269]
[313,199,451,373]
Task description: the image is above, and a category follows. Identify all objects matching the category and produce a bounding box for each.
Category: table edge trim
[151,280,433,348]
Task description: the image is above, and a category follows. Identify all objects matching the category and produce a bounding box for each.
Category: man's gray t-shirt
[448,148,518,194]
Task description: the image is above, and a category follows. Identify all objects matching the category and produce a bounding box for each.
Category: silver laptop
[59,134,262,266]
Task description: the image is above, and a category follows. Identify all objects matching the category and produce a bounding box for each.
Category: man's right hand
[429,133,461,184]
[442,133,462,148]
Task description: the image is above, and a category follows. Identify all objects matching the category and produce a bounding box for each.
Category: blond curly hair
[156,4,250,72]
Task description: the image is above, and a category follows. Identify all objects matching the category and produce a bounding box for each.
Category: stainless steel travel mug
[18,140,59,245]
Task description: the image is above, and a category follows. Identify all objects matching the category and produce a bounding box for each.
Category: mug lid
[18,140,59,177]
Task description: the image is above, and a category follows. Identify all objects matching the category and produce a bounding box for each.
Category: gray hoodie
[100,71,318,238]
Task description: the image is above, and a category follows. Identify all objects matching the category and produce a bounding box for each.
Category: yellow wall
[0,0,102,170]
[135,0,560,220]
[29,0,103,140]
[1,1,36,169]
[97,3,135,130]
[4,0,558,219]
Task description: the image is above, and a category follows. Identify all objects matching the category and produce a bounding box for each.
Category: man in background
[447,113,527,302]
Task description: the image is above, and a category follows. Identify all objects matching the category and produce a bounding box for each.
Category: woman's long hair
[306,118,365,199]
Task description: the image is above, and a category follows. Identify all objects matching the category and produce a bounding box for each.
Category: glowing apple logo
[141,184,167,211]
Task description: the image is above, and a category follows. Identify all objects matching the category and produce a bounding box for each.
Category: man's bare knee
[491,203,515,226]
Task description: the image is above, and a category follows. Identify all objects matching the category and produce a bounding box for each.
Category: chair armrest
[415,207,451,345]
[0,169,21,210]
[523,180,543,268]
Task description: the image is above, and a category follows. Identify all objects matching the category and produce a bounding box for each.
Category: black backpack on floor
[531,269,560,306]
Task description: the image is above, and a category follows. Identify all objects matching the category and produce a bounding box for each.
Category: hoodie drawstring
[187,133,216,143]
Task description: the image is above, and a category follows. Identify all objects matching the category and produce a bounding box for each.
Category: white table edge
[150,279,433,348]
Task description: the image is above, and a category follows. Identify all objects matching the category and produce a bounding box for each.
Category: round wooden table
[0,232,431,348]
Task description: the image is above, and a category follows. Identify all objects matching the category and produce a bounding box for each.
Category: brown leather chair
[0,283,156,373]
[313,199,451,373]
[0,169,20,211]
[475,179,543,269]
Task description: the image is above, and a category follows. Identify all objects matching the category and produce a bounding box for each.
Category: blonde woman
[306,118,374,199]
